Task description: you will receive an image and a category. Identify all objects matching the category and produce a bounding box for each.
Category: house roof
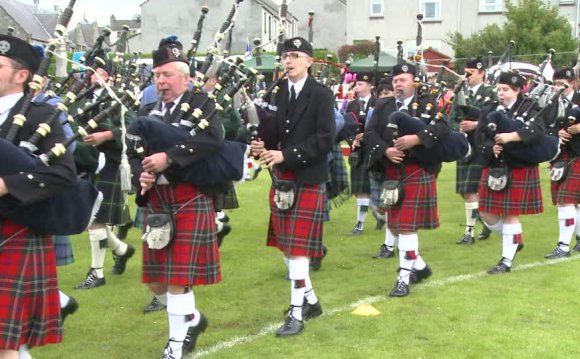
[0,0,57,42]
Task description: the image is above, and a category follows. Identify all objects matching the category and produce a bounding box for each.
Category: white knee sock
[413,254,427,271]
[397,233,419,285]
[304,275,318,305]
[483,219,503,234]
[465,202,478,235]
[18,345,32,359]
[288,258,309,320]
[106,225,127,256]
[575,206,580,237]
[384,226,397,250]
[502,223,522,266]
[557,206,576,250]
[283,256,289,269]
[357,198,370,223]
[88,227,107,278]
[167,291,197,358]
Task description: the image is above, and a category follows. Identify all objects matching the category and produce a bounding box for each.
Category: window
[420,0,441,20]
[560,0,574,5]
[479,0,502,13]
[370,0,383,17]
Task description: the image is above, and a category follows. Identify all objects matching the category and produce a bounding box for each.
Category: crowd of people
[0,27,578,359]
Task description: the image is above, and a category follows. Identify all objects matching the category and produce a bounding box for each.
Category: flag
[244,37,252,60]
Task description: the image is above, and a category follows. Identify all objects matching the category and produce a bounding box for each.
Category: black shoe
[375,219,386,230]
[182,313,208,354]
[487,259,511,274]
[143,296,166,314]
[456,233,475,244]
[545,246,570,259]
[373,244,395,259]
[310,246,328,271]
[161,338,182,359]
[388,280,409,297]
[217,223,232,247]
[350,221,364,235]
[74,269,105,289]
[478,225,492,240]
[112,244,135,275]
[573,239,580,253]
[302,300,323,321]
[409,265,432,284]
[61,296,79,323]
[276,315,304,337]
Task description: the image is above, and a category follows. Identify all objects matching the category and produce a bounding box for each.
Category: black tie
[289,85,296,104]
[467,90,474,98]
[163,102,174,122]
[396,101,402,110]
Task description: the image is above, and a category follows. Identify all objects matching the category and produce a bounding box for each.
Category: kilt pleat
[327,144,351,207]
[385,164,439,232]
[52,235,74,266]
[94,163,132,226]
[550,156,580,205]
[456,161,484,194]
[0,220,62,350]
[267,172,325,258]
[349,148,371,194]
[479,166,544,215]
[142,183,221,287]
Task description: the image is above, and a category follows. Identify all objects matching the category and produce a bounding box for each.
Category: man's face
[465,68,484,87]
[497,84,519,107]
[0,56,28,97]
[554,79,574,97]
[282,51,312,82]
[392,73,415,100]
[354,81,373,97]
[153,62,189,103]
[90,67,109,86]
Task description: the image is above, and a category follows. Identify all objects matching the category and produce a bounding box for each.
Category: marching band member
[250,37,335,336]
[365,63,448,297]
[0,34,76,358]
[544,68,580,258]
[449,58,498,244]
[475,71,546,274]
[132,37,223,358]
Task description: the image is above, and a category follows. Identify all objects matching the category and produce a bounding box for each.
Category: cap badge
[0,40,11,55]
[172,47,181,57]
[293,39,302,48]
[401,64,408,72]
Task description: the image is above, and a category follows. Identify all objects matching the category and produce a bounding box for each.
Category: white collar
[0,92,24,127]
[469,83,483,95]
[288,76,308,98]
[359,94,371,104]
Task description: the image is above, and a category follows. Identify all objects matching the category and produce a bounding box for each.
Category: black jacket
[261,76,336,185]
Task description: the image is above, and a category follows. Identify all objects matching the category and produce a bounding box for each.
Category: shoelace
[84,273,96,285]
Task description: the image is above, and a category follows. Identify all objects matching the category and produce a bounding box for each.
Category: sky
[22,0,144,26]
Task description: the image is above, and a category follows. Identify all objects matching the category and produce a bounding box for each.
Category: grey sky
[22,0,144,26]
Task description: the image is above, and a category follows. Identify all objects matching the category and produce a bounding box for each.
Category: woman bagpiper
[476,71,547,274]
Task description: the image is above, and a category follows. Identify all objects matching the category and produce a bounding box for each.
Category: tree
[447,0,576,66]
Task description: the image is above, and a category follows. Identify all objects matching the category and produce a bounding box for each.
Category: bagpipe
[0,0,104,235]
[476,96,561,166]
[127,1,251,187]
[553,107,580,157]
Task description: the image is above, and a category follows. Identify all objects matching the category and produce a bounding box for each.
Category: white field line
[195,255,580,357]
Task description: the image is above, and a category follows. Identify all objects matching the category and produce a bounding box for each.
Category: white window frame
[560,0,575,5]
[420,0,441,20]
[479,0,503,13]
[370,0,383,17]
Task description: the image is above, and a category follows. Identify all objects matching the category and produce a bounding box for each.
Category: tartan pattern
[222,185,240,209]
[52,235,74,266]
[385,164,439,232]
[327,144,351,207]
[479,166,544,215]
[550,156,580,205]
[142,183,221,286]
[94,163,132,226]
[267,171,325,258]
[0,220,62,350]
[133,206,146,231]
[456,161,484,194]
[349,149,371,194]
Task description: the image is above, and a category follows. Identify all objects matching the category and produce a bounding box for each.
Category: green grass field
[33,162,580,358]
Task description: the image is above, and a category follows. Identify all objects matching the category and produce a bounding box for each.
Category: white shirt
[469,83,483,96]
[161,94,184,116]
[288,76,308,99]
[0,92,24,127]
[359,94,372,109]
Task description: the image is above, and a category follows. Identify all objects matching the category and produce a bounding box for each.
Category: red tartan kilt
[0,220,61,350]
[550,156,580,205]
[267,170,324,258]
[384,164,439,232]
[479,166,544,215]
[142,183,221,287]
